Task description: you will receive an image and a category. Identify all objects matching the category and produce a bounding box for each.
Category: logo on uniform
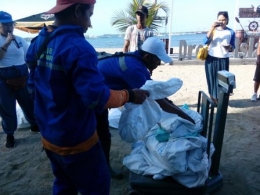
[40,14,54,20]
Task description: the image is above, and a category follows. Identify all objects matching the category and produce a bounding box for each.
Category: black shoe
[30,125,40,133]
[6,135,15,148]
[109,165,123,180]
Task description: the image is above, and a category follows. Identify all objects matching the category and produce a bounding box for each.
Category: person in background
[203,11,235,104]
[25,0,149,194]
[123,5,154,52]
[0,11,39,148]
[97,37,195,180]
[251,40,260,101]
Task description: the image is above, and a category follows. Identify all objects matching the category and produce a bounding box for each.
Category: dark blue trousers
[0,65,37,135]
[45,143,110,195]
[205,55,229,99]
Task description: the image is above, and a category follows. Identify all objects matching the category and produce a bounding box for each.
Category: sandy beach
[0,51,260,195]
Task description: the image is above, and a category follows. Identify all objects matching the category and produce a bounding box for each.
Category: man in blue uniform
[97,37,195,179]
[25,0,149,194]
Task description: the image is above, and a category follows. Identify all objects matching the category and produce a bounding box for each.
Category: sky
[1,0,260,37]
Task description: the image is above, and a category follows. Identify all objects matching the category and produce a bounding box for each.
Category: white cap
[141,37,173,63]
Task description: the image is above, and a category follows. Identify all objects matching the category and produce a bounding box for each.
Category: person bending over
[97,37,195,179]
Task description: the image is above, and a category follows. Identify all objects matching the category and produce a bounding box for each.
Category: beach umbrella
[14,12,54,34]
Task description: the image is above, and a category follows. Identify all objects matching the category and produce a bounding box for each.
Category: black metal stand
[211,85,233,175]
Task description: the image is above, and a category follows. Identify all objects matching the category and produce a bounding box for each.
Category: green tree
[111,0,170,33]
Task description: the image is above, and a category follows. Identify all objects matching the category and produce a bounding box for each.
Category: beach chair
[127,71,235,195]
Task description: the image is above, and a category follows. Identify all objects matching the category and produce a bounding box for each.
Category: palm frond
[111,0,170,33]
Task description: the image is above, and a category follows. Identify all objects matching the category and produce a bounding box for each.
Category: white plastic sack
[120,78,215,188]
[119,97,162,143]
[16,102,30,129]
[141,78,183,99]
[123,108,215,188]
[108,108,123,129]
[123,123,215,188]
[118,78,183,143]
[159,108,203,138]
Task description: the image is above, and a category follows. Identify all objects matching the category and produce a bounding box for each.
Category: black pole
[210,86,232,175]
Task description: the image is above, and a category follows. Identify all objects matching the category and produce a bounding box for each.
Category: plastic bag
[197,45,208,61]
[119,97,162,143]
[141,78,182,99]
[108,108,123,129]
[16,102,30,129]
[118,78,183,143]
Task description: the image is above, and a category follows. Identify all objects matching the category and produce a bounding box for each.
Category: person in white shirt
[0,11,39,148]
[203,11,235,105]
[123,5,154,52]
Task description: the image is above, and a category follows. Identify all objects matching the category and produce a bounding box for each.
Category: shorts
[253,64,260,82]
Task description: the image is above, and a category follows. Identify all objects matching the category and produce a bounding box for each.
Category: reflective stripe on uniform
[42,131,99,156]
[119,56,127,71]
[38,60,66,72]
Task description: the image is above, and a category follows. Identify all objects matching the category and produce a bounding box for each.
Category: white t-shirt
[0,35,28,68]
[208,28,234,58]
[124,25,154,52]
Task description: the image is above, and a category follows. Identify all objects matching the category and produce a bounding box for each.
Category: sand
[0,54,260,195]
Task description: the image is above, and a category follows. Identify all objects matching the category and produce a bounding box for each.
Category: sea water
[86,33,206,48]
[25,33,206,49]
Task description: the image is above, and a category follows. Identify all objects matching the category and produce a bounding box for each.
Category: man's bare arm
[156,98,195,124]
[123,40,130,53]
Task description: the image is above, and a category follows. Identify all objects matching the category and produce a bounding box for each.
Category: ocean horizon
[86,33,206,49]
[25,33,206,49]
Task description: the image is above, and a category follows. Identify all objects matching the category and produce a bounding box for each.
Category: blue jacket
[26,25,110,147]
[97,50,151,90]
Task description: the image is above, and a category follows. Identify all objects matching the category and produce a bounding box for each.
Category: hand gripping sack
[197,45,208,61]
